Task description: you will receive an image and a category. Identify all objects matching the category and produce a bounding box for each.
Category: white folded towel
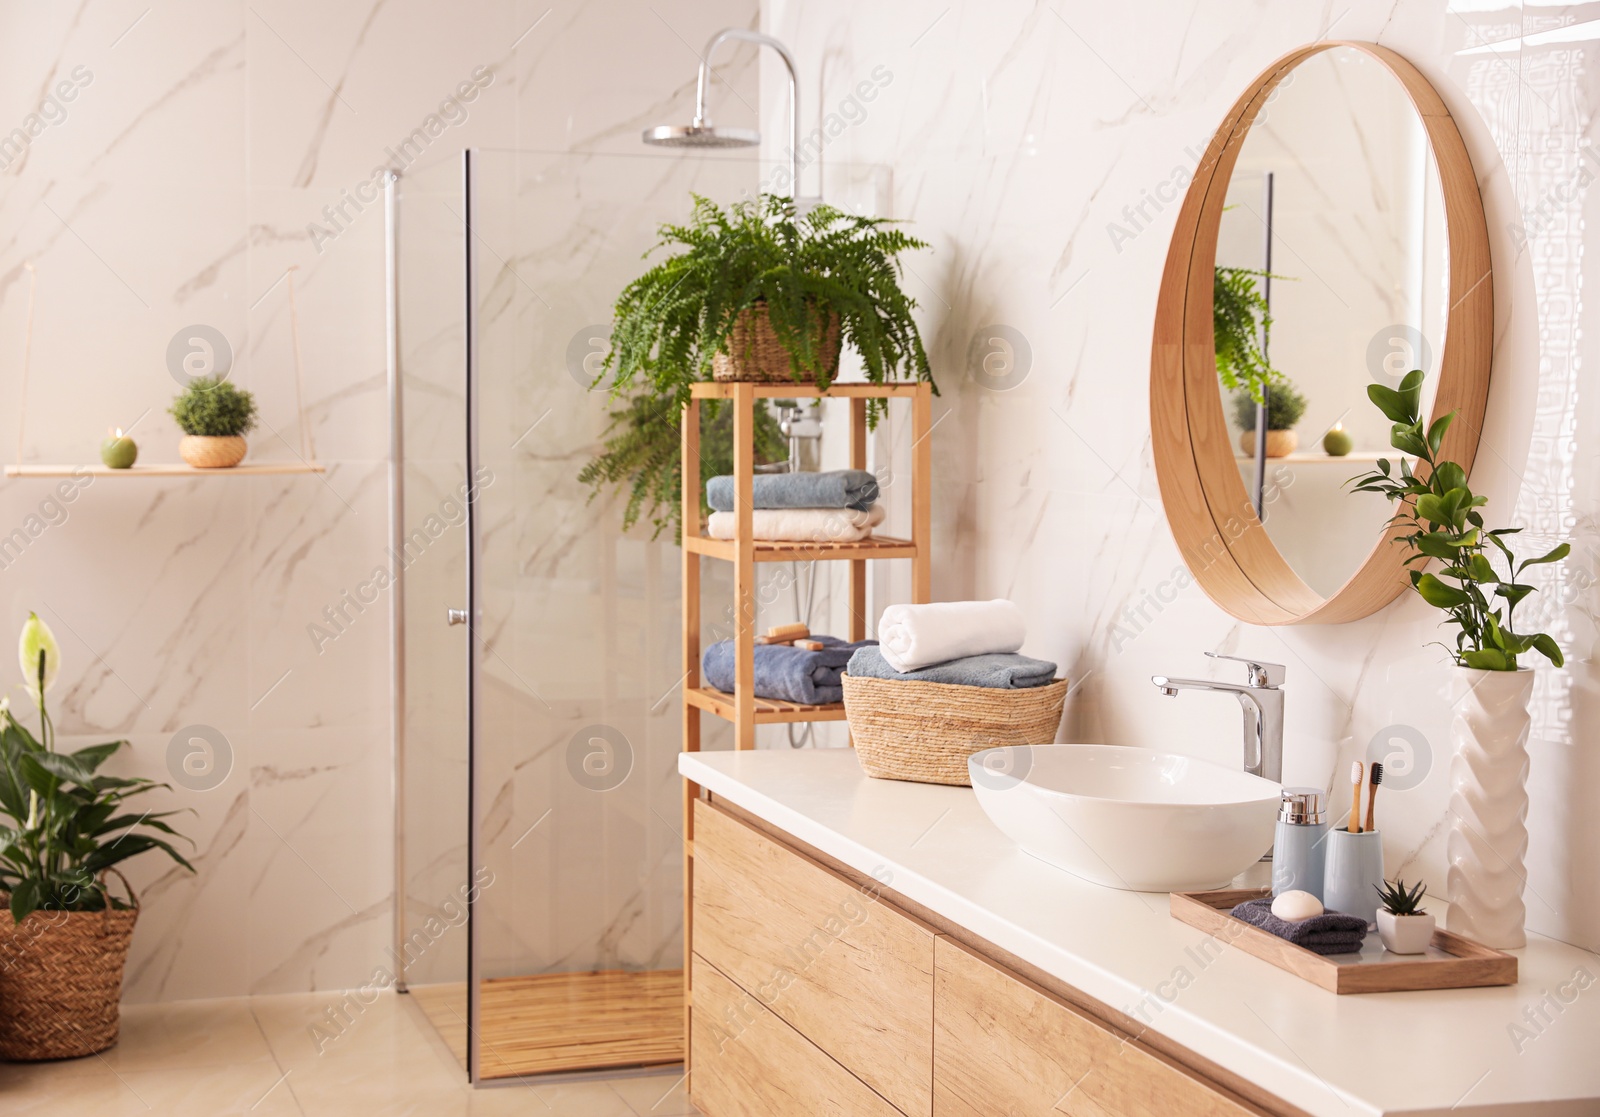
[706,503,886,543]
[877,599,1026,672]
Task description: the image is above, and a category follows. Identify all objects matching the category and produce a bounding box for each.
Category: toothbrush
[1364,761,1384,833]
[1348,761,1365,833]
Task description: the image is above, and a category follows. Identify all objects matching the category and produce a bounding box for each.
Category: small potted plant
[1374,878,1434,954]
[170,375,258,468]
[1233,380,1307,458]
[0,613,194,1059]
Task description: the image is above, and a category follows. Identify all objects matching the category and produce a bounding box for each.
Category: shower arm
[695,29,801,199]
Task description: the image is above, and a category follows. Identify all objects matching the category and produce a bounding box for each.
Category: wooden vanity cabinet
[688,799,1274,1117]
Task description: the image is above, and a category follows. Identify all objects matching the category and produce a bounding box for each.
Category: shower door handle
[447,608,467,626]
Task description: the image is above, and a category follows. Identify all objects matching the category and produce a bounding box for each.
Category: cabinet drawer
[933,937,1256,1117]
[691,954,903,1117]
[693,801,934,1116]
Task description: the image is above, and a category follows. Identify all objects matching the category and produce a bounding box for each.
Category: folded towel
[706,504,886,543]
[706,469,879,513]
[877,599,1026,672]
[846,645,1058,689]
[1228,898,1370,956]
[704,637,878,706]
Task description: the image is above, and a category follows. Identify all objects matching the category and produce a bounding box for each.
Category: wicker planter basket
[711,302,842,383]
[842,674,1070,786]
[0,883,139,1060]
[179,435,248,469]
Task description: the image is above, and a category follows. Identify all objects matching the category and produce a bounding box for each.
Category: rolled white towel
[706,504,885,543]
[877,599,1026,672]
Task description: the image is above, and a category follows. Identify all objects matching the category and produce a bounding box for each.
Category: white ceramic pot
[1377,909,1436,954]
[1445,666,1534,949]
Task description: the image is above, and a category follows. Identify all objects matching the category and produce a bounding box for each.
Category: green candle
[100,429,137,469]
[1322,422,1353,457]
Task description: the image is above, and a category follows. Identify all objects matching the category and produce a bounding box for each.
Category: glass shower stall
[389,147,890,1084]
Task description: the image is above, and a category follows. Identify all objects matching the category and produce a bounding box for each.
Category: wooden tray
[1170,887,1517,994]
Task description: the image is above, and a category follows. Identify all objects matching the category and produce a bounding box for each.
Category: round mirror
[1152,42,1491,625]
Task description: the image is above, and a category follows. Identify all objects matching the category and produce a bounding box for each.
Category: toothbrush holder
[1323,829,1384,928]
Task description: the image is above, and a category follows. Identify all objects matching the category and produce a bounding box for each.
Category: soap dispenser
[1271,788,1328,900]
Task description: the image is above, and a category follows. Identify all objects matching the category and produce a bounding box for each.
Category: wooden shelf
[6,462,327,477]
[690,381,922,400]
[684,533,917,563]
[1232,452,1406,465]
[685,685,849,725]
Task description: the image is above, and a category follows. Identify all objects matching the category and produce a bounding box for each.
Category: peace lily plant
[0,613,193,922]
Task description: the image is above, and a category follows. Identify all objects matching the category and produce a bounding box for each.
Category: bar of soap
[1271,890,1324,922]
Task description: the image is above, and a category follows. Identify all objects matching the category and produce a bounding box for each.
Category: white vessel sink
[968,744,1281,892]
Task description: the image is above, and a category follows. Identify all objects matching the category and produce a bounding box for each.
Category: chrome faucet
[1151,652,1285,783]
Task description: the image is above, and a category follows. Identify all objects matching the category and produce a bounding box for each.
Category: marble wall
[0,0,756,1002]
[762,0,1600,953]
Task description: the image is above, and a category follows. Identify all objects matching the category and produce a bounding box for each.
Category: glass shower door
[393,153,472,1071]
[464,148,764,1082]
[460,148,893,1082]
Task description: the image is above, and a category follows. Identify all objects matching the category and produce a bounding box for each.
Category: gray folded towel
[706,469,879,512]
[845,645,1058,689]
[1228,898,1369,955]
[704,637,877,706]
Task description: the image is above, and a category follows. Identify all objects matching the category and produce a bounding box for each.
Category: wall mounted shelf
[6,462,327,478]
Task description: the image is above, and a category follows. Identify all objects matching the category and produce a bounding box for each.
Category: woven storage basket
[0,879,139,1061]
[711,302,841,383]
[842,674,1069,786]
[179,435,247,469]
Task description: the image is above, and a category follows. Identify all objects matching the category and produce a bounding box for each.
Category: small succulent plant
[1375,877,1428,917]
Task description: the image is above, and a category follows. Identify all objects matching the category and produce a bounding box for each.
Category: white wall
[0,0,756,1002]
[762,0,1600,953]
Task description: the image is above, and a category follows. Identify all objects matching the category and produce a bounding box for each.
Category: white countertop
[681,748,1600,1117]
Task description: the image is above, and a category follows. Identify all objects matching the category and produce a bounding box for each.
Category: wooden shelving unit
[679,380,932,1074]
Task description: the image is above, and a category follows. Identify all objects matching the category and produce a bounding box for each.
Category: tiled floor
[0,991,700,1116]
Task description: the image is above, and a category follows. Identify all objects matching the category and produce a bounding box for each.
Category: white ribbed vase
[1445,667,1534,949]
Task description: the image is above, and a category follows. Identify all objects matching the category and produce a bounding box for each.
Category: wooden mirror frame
[1151,41,1492,626]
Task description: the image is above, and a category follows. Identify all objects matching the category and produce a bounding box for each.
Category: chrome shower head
[641,28,802,197]
[642,123,760,149]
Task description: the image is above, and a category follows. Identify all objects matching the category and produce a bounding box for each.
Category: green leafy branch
[1349,370,1567,671]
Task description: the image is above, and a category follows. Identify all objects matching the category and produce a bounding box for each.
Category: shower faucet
[641,28,803,200]
[1151,652,1285,783]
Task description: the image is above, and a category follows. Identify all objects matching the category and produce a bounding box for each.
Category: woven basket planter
[842,674,1070,786]
[0,896,138,1060]
[711,302,842,383]
[179,435,247,469]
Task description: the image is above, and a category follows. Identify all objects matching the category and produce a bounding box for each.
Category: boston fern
[578,389,787,541]
[603,193,934,409]
[1351,370,1568,671]
[1214,266,1286,404]
[1,614,193,921]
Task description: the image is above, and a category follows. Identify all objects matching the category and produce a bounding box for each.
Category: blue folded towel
[845,645,1058,689]
[1228,898,1369,955]
[704,637,878,706]
[706,469,879,513]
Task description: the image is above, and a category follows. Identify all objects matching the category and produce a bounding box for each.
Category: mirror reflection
[1214,46,1448,597]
